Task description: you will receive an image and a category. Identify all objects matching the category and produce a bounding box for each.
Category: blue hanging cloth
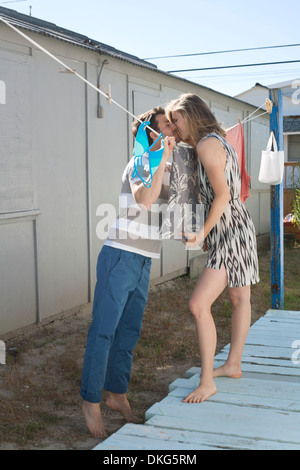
[132,121,164,188]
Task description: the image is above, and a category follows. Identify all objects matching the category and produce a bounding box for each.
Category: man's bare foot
[213,362,242,379]
[82,401,107,439]
[182,380,217,404]
[106,393,140,423]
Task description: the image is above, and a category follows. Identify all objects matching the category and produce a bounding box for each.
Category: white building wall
[32,51,90,322]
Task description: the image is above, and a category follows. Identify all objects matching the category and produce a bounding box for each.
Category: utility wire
[167,59,300,73]
[144,43,300,60]
[0,1,28,4]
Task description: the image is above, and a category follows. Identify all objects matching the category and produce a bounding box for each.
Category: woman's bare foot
[182,380,217,404]
[82,401,107,439]
[106,392,140,423]
[213,362,242,379]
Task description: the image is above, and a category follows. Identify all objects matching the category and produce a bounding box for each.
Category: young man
[80,107,178,438]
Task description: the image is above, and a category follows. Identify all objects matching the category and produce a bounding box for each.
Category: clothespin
[58,67,76,74]
[265,98,273,114]
[104,84,112,104]
[238,117,241,124]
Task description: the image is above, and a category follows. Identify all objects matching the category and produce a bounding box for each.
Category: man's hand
[162,136,176,161]
[132,136,175,210]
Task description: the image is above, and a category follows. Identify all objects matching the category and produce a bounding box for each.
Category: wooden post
[269,88,284,309]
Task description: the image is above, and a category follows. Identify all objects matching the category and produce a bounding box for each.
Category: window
[288,134,300,162]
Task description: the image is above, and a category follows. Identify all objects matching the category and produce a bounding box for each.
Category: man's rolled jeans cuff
[103,382,128,395]
[80,389,102,404]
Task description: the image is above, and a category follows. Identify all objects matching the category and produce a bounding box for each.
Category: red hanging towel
[226,123,251,203]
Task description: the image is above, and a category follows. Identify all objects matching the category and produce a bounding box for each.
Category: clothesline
[0,15,161,138]
[240,110,269,124]
[0,15,272,136]
[228,98,273,131]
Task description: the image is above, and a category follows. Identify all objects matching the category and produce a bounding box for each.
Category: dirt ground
[0,245,299,450]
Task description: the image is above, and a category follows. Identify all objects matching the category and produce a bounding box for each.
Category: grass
[0,242,299,449]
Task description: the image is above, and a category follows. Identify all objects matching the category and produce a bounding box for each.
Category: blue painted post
[269,88,284,309]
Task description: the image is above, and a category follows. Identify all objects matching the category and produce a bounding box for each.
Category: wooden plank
[93,423,219,450]
[93,421,300,450]
[145,415,300,450]
[226,362,300,376]
[249,326,300,336]
[248,325,300,335]
[265,321,300,327]
[169,387,300,413]
[94,433,217,450]
[244,334,296,348]
[185,361,300,376]
[169,375,201,391]
[145,400,300,445]
[184,360,300,379]
[216,352,298,369]
[255,317,300,326]
[247,328,299,337]
[158,389,300,413]
[265,310,300,320]
[219,360,300,376]
[252,314,300,324]
[253,316,300,325]
[258,320,300,328]
[220,344,295,359]
[170,376,300,401]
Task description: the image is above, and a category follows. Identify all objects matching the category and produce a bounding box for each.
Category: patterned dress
[198,133,260,288]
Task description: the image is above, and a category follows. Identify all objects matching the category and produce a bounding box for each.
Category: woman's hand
[181,230,204,249]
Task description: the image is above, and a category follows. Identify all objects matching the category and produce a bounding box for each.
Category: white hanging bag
[258,131,284,185]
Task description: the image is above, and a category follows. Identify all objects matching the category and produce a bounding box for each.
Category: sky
[1,0,300,97]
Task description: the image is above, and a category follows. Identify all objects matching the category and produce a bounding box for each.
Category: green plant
[291,163,300,227]
[293,187,300,227]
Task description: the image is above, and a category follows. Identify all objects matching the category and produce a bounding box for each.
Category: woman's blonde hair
[166,93,226,147]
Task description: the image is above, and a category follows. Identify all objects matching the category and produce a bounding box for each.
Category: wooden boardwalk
[94,310,300,450]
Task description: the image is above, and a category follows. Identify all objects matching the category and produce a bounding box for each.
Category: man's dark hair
[132,107,165,145]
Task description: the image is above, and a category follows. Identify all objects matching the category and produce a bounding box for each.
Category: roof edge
[0,6,158,70]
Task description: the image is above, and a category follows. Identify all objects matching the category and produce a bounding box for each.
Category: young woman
[166,94,260,403]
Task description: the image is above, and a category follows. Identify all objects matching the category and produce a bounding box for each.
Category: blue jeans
[80,245,152,403]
